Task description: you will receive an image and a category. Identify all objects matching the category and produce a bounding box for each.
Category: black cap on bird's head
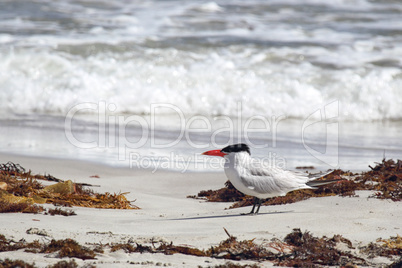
[221,143,250,155]
[202,143,250,157]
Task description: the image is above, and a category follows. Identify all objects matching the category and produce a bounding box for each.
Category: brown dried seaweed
[48,259,79,268]
[279,228,366,267]
[206,228,276,261]
[188,180,245,202]
[0,234,27,252]
[0,258,36,268]
[362,159,402,201]
[45,207,77,216]
[110,241,206,257]
[211,262,260,268]
[41,239,96,260]
[360,235,402,258]
[0,230,398,266]
[0,200,44,214]
[0,162,139,210]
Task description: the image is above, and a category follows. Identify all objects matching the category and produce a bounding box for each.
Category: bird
[202,143,341,214]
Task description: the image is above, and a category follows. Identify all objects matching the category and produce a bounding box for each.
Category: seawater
[0,0,401,171]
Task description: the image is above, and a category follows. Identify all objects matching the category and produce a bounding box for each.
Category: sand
[0,153,400,267]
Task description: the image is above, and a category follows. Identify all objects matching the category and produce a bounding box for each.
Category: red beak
[202,149,227,157]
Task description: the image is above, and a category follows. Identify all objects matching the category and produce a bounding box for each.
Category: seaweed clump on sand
[109,240,206,257]
[0,234,96,261]
[108,228,276,261]
[40,239,96,260]
[206,228,276,261]
[360,159,402,201]
[360,235,402,259]
[0,161,139,212]
[278,228,366,267]
[0,229,398,266]
[107,228,370,266]
[188,158,402,210]
[0,258,36,268]
[187,180,246,202]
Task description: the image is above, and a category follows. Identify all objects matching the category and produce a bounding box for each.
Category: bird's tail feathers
[305,170,345,188]
[306,178,343,188]
[307,170,335,180]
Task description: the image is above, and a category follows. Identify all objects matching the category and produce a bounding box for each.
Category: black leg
[249,197,259,214]
[242,197,262,215]
[255,198,262,214]
[249,201,256,214]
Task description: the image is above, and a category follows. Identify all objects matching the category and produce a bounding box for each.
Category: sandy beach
[0,152,400,267]
[2,0,402,267]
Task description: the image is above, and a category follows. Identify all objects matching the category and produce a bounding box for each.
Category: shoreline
[2,115,402,173]
[0,152,401,267]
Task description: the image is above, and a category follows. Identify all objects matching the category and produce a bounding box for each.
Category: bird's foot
[240,212,258,216]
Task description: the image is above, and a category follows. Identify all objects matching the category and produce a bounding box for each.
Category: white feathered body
[224,152,317,199]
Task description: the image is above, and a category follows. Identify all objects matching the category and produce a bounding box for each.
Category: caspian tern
[202,143,339,214]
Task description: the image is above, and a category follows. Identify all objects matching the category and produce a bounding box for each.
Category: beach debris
[42,180,75,195]
[363,159,402,201]
[206,228,276,261]
[0,161,139,211]
[110,240,206,257]
[278,228,366,267]
[187,180,245,202]
[41,239,96,260]
[26,228,50,237]
[0,199,44,214]
[45,207,77,216]
[0,230,397,266]
[49,259,80,268]
[360,235,402,258]
[0,258,36,268]
[213,262,260,268]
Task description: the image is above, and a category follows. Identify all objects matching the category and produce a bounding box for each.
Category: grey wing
[240,166,297,195]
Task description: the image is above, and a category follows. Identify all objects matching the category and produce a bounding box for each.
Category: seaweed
[45,207,76,216]
[41,239,96,260]
[188,180,245,202]
[156,242,206,257]
[360,235,402,258]
[0,234,26,252]
[364,159,402,201]
[211,262,260,268]
[206,228,276,261]
[48,259,79,268]
[0,162,139,210]
[0,230,398,266]
[0,236,95,260]
[0,258,36,268]
[110,241,206,257]
[279,228,366,267]
[0,200,44,214]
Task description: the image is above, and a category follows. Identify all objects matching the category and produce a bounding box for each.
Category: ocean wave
[1,0,402,122]
[0,44,401,121]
